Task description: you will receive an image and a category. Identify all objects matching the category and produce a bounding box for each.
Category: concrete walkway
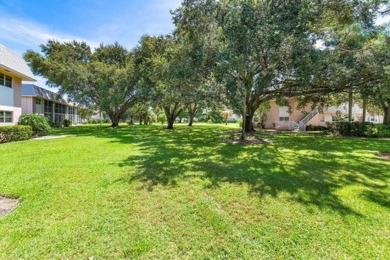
[31,135,70,141]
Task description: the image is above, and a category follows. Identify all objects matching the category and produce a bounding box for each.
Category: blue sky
[0,0,182,87]
[0,0,182,54]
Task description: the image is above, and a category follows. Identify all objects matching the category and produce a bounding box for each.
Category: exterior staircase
[297,108,318,131]
[274,107,319,131]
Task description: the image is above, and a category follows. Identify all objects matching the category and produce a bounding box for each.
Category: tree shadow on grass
[58,125,389,216]
[111,126,389,217]
[360,190,390,208]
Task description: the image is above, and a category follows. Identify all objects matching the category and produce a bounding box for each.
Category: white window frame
[0,111,13,123]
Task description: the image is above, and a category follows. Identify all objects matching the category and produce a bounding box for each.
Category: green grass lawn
[0,124,389,258]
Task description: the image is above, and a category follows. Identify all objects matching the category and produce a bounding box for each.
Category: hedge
[306,124,328,131]
[326,122,390,138]
[0,125,33,143]
[370,124,390,138]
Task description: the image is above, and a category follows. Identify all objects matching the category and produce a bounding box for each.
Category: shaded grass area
[0,124,389,258]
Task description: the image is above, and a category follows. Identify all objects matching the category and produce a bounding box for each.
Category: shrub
[157,114,166,125]
[62,119,72,127]
[237,119,243,127]
[50,122,61,128]
[325,121,383,137]
[305,124,328,131]
[18,114,51,136]
[370,124,390,138]
[88,118,103,124]
[0,125,33,143]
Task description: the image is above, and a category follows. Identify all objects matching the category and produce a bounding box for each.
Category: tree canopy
[24,41,138,127]
[23,0,389,131]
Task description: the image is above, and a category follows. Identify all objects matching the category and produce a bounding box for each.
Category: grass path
[0,124,389,258]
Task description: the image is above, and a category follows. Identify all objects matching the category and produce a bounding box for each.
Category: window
[0,73,12,88]
[279,106,289,117]
[279,117,289,122]
[69,107,75,115]
[36,99,41,105]
[44,100,53,112]
[0,111,13,123]
[55,103,66,114]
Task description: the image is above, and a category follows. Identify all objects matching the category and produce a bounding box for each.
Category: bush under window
[0,125,33,143]
[18,114,51,136]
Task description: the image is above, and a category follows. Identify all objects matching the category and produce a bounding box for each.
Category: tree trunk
[348,90,353,121]
[245,108,256,132]
[164,103,182,130]
[383,106,390,125]
[187,103,198,127]
[240,112,246,140]
[110,115,120,128]
[188,116,194,126]
[167,117,175,129]
[362,94,367,123]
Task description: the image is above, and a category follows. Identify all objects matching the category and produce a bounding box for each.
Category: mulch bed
[218,131,274,145]
[218,131,276,136]
[221,138,272,145]
[0,196,19,218]
[378,152,390,160]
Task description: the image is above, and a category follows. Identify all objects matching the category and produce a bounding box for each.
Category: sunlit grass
[0,124,389,258]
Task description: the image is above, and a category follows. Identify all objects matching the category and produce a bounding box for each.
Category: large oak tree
[24,41,139,127]
[173,0,386,136]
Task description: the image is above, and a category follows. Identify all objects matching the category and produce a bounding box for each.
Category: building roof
[0,44,36,81]
[21,84,70,105]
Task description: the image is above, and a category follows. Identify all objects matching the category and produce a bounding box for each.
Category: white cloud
[0,10,98,89]
[0,11,99,52]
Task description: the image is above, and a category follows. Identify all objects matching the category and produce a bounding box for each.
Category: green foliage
[325,121,390,137]
[62,119,72,127]
[126,104,156,125]
[50,122,62,128]
[134,35,185,129]
[24,41,139,127]
[358,33,390,125]
[305,124,328,131]
[77,107,95,120]
[147,110,157,124]
[157,113,166,125]
[372,124,390,138]
[0,125,33,143]
[173,0,385,134]
[88,118,109,124]
[205,109,224,123]
[18,114,51,136]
